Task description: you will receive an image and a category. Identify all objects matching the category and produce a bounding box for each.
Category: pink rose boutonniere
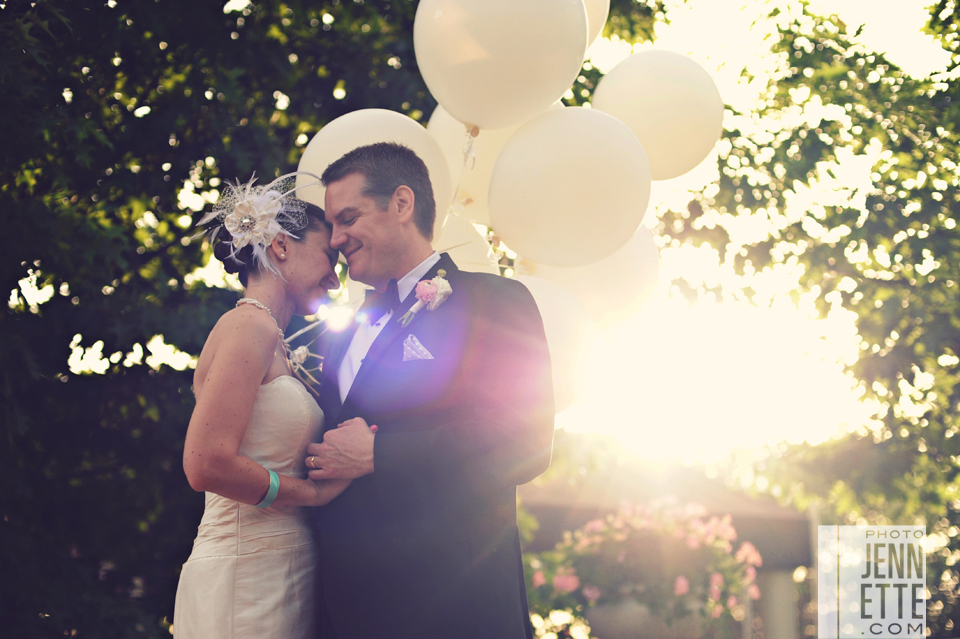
[399,269,452,327]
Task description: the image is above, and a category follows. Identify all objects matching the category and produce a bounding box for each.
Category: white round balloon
[592,50,724,181]
[432,214,500,275]
[517,225,659,327]
[584,0,611,49]
[489,107,651,267]
[427,102,564,226]
[514,275,596,413]
[413,0,587,130]
[296,109,453,240]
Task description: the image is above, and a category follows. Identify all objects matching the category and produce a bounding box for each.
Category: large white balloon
[488,107,651,267]
[592,50,724,181]
[413,0,587,130]
[296,109,453,240]
[584,0,611,49]
[517,225,660,328]
[427,103,564,226]
[432,214,500,275]
[514,275,596,413]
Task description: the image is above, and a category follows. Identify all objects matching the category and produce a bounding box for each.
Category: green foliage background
[3,0,960,637]
[1,1,441,636]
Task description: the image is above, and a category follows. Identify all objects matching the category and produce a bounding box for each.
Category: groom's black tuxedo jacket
[312,253,554,639]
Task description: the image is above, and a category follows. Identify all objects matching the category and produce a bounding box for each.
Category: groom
[304,142,555,639]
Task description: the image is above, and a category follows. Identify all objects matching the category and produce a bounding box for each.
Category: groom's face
[324,172,402,288]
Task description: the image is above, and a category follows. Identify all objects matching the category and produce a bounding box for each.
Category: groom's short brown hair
[321,142,437,241]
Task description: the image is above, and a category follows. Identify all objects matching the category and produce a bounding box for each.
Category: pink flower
[710,573,724,588]
[532,570,546,588]
[674,575,690,596]
[716,515,737,542]
[401,275,452,326]
[415,279,438,303]
[709,585,722,601]
[735,542,763,567]
[553,567,580,594]
[686,535,701,550]
[711,604,723,618]
[748,584,761,600]
[583,518,605,534]
[727,595,738,609]
[582,584,601,604]
[745,565,757,583]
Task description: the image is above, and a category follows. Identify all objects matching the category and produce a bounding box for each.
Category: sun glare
[312,302,356,333]
[555,295,877,465]
[553,0,946,464]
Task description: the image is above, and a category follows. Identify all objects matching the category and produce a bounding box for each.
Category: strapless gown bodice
[174,376,323,639]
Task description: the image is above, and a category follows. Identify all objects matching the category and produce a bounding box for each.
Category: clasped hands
[305,417,377,481]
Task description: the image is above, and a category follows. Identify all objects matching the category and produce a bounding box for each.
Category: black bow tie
[359,279,400,324]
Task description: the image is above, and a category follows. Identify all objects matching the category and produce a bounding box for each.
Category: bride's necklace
[235,297,323,396]
[236,297,285,341]
[236,297,289,342]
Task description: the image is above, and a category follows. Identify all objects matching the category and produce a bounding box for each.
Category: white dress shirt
[338,252,441,403]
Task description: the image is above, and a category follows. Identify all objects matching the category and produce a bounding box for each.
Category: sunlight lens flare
[555,296,873,465]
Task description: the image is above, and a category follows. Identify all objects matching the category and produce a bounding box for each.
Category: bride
[173,174,362,638]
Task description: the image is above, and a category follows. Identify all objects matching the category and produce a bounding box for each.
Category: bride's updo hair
[214,198,328,287]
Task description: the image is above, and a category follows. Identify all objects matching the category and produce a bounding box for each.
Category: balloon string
[285,318,328,344]
[443,125,499,273]
[449,125,479,219]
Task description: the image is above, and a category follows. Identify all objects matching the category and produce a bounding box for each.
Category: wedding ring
[308,455,316,468]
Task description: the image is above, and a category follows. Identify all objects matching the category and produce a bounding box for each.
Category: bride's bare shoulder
[193,306,281,387]
[212,305,280,339]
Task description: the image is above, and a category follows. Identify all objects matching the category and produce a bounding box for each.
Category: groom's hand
[306,418,377,480]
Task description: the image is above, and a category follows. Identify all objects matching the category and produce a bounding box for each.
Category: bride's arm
[183,309,342,508]
[309,478,352,505]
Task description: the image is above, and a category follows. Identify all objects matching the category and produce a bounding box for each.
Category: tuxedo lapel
[346,254,458,398]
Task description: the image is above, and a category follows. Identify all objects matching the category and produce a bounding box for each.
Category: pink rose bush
[532,570,546,589]
[709,572,724,601]
[552,567,581,593]
[524,499,762,637]
[582,585,601,604]
[735,541,763,567]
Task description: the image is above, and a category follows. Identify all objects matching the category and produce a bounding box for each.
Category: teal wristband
[256,470,280,509]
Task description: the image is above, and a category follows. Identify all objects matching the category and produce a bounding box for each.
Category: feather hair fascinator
[197,171,322,277]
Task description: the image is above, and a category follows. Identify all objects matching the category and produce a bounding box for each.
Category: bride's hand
[309,477,352,506]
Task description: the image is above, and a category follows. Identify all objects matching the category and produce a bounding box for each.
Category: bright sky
[553,0,950,464]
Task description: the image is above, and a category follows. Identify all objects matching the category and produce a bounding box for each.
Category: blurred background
[3,0,959,637]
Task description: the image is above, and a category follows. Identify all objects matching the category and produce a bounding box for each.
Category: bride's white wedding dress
[173,376,323,638]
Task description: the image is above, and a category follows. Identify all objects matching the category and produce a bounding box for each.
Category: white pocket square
[403,334,434,361]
